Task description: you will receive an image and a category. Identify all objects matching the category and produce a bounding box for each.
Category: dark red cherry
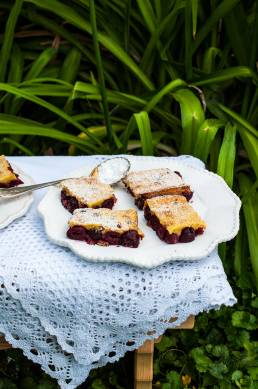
[179,227,195,243]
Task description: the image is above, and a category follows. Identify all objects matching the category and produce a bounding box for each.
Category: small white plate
[0,165,34,229]
[38,156,241,268]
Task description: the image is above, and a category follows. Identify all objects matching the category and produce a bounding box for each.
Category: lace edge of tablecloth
[0,293,236,389]
[0,272,236,389]
[0,254,236,366]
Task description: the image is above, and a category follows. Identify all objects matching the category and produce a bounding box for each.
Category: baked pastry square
[122,168,193,209]
[0,155,23,188]
[144,195,206,244]
[60,177,117,213]
[67,208,144,248]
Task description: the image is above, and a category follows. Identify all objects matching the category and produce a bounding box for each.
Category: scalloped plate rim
[38,156,241,268]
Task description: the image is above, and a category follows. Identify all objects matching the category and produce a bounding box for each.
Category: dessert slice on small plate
[0,156,34,229]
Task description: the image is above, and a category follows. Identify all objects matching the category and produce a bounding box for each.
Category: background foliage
[0,0,258,387]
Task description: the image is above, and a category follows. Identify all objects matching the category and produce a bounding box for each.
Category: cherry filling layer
[134,190,193,209]
[67,226,141,248]
[144,205,204,244]
[61,190,116,213]
[124,184,193,210]
[0,178,23,188]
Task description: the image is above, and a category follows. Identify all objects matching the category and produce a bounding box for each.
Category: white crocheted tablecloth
[0,156,236,389]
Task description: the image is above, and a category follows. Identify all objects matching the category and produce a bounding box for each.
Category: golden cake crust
[60,177,115,207]
[0,155,17,184]
[145,195,206,234]
[69,208,144,237]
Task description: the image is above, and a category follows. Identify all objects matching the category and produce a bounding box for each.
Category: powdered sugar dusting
[146,195,206,231]
[123,168,186,195]
[61,177,114,205]
[69,208,140,233]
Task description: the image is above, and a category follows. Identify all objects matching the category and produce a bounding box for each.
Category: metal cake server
[0,157,131,199]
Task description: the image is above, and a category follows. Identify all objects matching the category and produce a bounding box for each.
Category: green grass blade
[25,47,57,80]
[193,119,224,162]
[25,0,154,90]
[0,137,34,156]
[124,0,131,52]
[173,88,205,154]
[185,0,192,79]
[60,48,81,83]
[202,47,222,73]
[216,103,258,138]
[191,0,198,38]
[4,44,24,112]
[134,111,153,155]
[0,83,103,148]
[145,79,186,112]
[0,0,23,82]
[136,0,156,33]
[154,0,161,20]
[239,129,258,179]
[234,215,248,277]
[90,0,113,148]
[0,120,97,153]
[224,3,250,65]
[74,81,180,128]
[192,0,240,54]
[217,123,237,188]
[24,8,96,64]
[194,66,258,86]
[238,173,258,291]
[121,114,136,153]
[140,1,185,73]
[8,44,24,83]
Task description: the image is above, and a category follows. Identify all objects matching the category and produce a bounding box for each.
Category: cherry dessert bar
[67,208,144,248]
[144,195,206,244]
[122,168,193,209]
[60,177,117,213]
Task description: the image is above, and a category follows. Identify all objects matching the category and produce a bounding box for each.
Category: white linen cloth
[0,156,236,389]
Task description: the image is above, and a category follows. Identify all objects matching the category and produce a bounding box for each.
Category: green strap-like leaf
[239,130,258,179]
[194,66,258,86]
[136,0,156,33]
[216,103,258,138]
[25,47,57,81]
[217,123,237,188]
[145,79,186,112]
[0,120,96,153]
[238,173,258,291]
[0,0,23,82]
[0,83,103,149]
[24,0,154,90]
[192,0,240,54]
[134,111,153,155]
[173,88,205,154]
[90,0,113,148]
[193,119,225,162]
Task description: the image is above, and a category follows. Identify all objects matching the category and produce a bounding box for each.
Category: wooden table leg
[134,316,195,389]
[134,339,154,389]
[0,336,11,350]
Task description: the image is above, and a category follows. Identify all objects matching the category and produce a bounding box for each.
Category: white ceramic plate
[38,157,241,268]
[0,165,34,229]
